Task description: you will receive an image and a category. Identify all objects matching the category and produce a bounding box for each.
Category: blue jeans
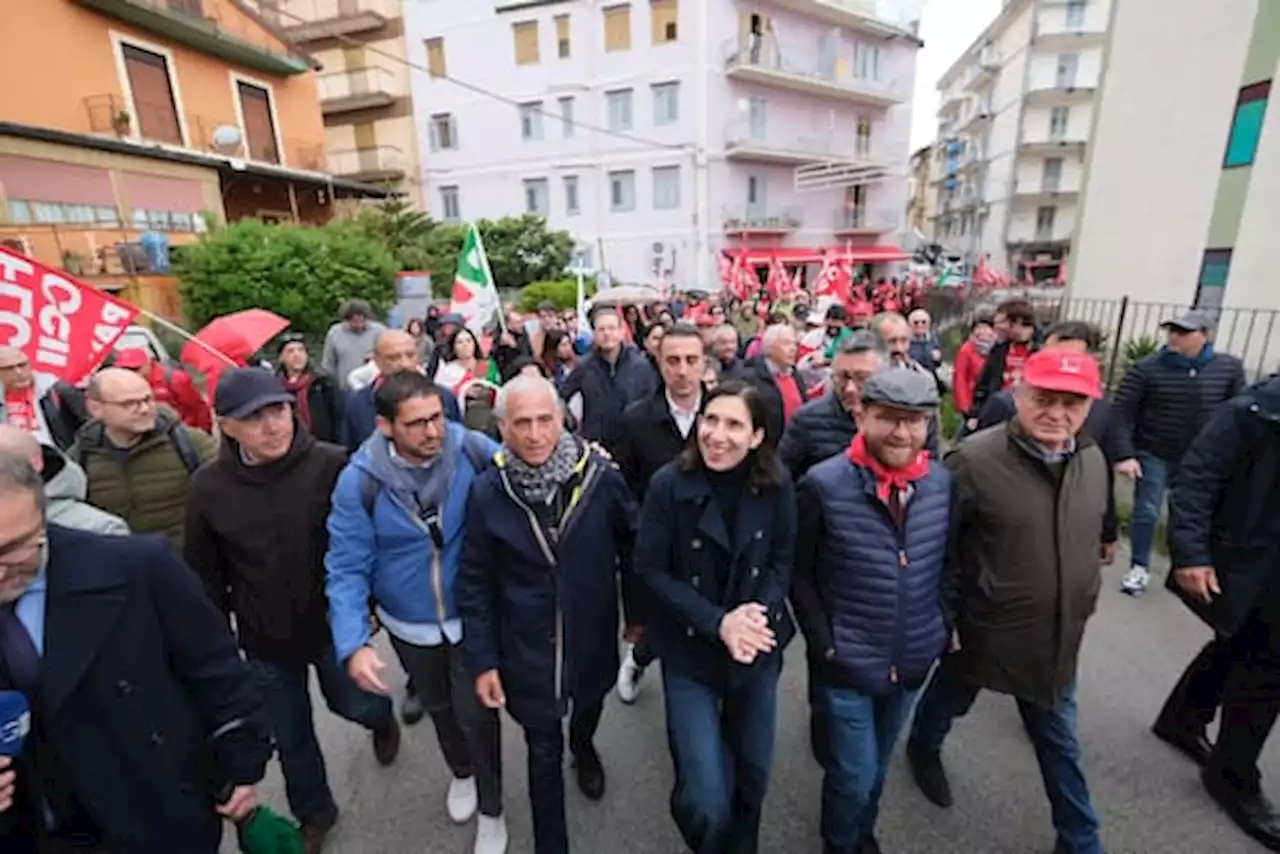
[250,650,394,826]
[1129,452,1177,569]
[819,684,919,854]
[910,663,1102,854]
[662,658,781,854]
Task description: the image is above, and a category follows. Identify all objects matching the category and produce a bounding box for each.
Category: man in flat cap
[792,368,954,854]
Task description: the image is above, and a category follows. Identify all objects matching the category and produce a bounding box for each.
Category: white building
[404,0,924,287]
[930,0,1110,282]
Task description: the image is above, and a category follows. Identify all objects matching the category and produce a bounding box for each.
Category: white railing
[721,37,906,102]
[317,66,396,102]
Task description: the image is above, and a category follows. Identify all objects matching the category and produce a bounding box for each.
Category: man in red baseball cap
[114,348,212,432]
[1015,348,1102,452]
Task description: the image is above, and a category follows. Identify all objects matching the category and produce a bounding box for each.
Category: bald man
[341,330,461,453]
[0,423,128,535]
[69,368,217,547]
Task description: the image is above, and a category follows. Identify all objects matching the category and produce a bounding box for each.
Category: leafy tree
[518,279,594,312]
[175,218,397,334]
[473,214,575,291]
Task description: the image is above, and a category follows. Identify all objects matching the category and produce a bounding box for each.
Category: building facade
[905,143,932,234]
[404,0,922,287]
[259,0,425,205]
[0,0,389,314]
[930,0,1109,282]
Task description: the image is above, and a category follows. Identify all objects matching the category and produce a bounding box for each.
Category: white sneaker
[1121,566,1150,596]
[616,645,644,704]
[474,814,508,854]
[447,776,478,824]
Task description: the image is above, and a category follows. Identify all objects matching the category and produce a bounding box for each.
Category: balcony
[1025,76,1098,106]
[318,66,398,114]
[962,50,1000,91]
[723,38,905,108]
[270,0,394,43]
[833,206,897,236]
[1020,130,1088,156]
[328,146,406,183]
[759,0,915,38]
[957,144,986,173]
[1035,8,1108,50]
[1013,174,1081,204]
[723,206,802,236]
[957,103,994,133]
[72,0,309,76]
[1009,219,1075,247]
[723,121,882,167]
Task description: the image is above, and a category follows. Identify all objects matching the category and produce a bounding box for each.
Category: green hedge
[517,279,592,312]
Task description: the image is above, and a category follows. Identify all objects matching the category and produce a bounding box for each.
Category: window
[524,178,550,216]
[429,113,457,151]
[519,101,544,140]
[609,170,635,212]
[652,166,680,209]
[425,37,447,77]
[651,0,678,44]
[1042,157,1063,191]
[1055,54,1079,88]
[513,21,540,66]
[564,175,580,215]
[652,81,679,126]
[747,95,767,138]
[439,186,460,221]
[121,43,182,145]
[1049,106,1070,139]
[1035,205,1056,238]
[1195,248,1233,308]
[555,14,571,58]
[236,81,280,164]
[746,174,766,216]
[558,96,575,138]
[603,4,631,53]
[606,89,634,131]
[855,114,872,157]
[6,200,119,227]
[1065,0,1086,28]
[853,42,881,80]
[1224,81,1271,168]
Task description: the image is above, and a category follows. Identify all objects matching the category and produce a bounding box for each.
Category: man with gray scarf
[326,370,508,854]
[457,374,638,854]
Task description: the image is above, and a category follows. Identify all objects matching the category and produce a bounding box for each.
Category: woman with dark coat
[275,333,343,444]
[633,380,795,854]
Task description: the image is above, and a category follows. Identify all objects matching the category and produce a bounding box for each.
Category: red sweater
[952,340,985,416]
[148,362,212,431]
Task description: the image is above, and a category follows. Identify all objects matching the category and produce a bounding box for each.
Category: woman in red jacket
[951,315,995,419]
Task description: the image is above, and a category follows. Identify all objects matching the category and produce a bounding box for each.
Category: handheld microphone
[0,691,30,758]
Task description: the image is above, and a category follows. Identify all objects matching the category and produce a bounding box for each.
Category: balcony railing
[724,120,877,163]
[267,0,395,43]
[833,207,897,232]
[328,146,406,180]
[722,205,803,233]
[317,66,398,113]
[722,37,904,106]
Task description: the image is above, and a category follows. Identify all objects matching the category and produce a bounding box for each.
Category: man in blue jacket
[457,374,638,854]
[792,369,954,854]
[341,330,461,452]
[326,371,506,854]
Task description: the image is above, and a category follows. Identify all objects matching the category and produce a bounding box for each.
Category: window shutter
[425,38,446,77]
[651,0,677,44]
[604,5,631,53]
[513,21,540,65]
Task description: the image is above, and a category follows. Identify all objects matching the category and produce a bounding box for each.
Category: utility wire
[266,3,688,152]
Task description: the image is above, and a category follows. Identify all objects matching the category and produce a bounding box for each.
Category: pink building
[407,0,922,287]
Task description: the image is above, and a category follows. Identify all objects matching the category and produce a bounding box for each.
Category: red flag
[0,247,137,383]
[764,254,796,299]
[717,251,734,290]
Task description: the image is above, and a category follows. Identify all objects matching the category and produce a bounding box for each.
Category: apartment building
[906,143,932,234]
[930,0,1110,282]
[259,0,424,204]
[0,0,390,314]
[405,0,923,287]
[1070,0,1277,365]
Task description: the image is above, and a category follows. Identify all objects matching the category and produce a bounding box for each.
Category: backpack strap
[360,469,380,518]
[169,425,202,475]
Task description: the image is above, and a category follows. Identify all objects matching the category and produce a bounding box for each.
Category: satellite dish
[210,124,244,155]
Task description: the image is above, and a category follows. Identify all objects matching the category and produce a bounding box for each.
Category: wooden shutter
[121,45,182,145]
[651,0,677,44]
[603,5,631,53]
[513,21,540,66]
[237,82,280,164]
[425,38,446,77]
[555,14,571,58]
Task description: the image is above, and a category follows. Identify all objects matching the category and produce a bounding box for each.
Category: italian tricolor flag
[450,223,501,334]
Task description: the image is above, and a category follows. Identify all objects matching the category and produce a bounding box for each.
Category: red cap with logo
[112,348,150,370]
[1021,349,1102,399]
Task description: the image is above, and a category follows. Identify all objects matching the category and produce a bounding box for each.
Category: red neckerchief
[846,433,931,503]
[281,371,315,430]
[4,385,36,433]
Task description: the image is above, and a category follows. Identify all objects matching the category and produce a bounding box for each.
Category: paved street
[226,549,1275,854]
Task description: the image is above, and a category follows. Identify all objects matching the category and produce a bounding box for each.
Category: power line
[267,3,688,153]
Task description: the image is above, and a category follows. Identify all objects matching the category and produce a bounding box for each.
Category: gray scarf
[504,432,582,505]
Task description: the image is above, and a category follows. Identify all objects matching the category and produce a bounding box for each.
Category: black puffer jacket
[778,392,855,480]
[1111,348,1245,463]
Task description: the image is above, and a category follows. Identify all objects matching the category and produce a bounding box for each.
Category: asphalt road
[223,548,1274,854]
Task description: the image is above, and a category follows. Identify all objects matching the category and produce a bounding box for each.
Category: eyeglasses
[99,395,155,412]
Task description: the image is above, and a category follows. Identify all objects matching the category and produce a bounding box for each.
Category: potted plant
[61,251,86,276]
[111,109,132,136]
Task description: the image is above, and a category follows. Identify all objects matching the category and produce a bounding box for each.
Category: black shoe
[907,740,953,808]
[1203,769,1280,851]
[857,835,883,854]
[372,719,401,766]
[573,745,606,801]
[400,690,425,726]
[1152,715,1211,766]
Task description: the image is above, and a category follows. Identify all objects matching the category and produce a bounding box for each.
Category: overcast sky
[909,0,1003,150]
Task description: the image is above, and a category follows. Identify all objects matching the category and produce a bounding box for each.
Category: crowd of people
[0,282,1276,854]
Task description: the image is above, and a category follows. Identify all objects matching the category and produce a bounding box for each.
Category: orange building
[0,0,391,315]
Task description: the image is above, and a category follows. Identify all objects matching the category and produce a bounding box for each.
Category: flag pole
[136,308,238,366]
[471,225,507,334]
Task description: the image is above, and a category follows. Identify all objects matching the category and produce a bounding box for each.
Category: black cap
[214,367,296,419]
[860,368,940,412]
[275,332,306,355]
[1160,309,1212,333]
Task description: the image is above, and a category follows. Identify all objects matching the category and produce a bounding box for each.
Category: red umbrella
[181,309,290,391]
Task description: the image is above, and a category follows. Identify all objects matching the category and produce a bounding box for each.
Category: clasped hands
[718,603,776,665]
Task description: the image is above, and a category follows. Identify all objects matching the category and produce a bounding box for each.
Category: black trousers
[1206,591,1280,792]
[1158,636,1236,731]
[524,699,605,854]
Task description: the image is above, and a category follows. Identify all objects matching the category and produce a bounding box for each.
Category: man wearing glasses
[0,347,81,452]
[68,368,216,549]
